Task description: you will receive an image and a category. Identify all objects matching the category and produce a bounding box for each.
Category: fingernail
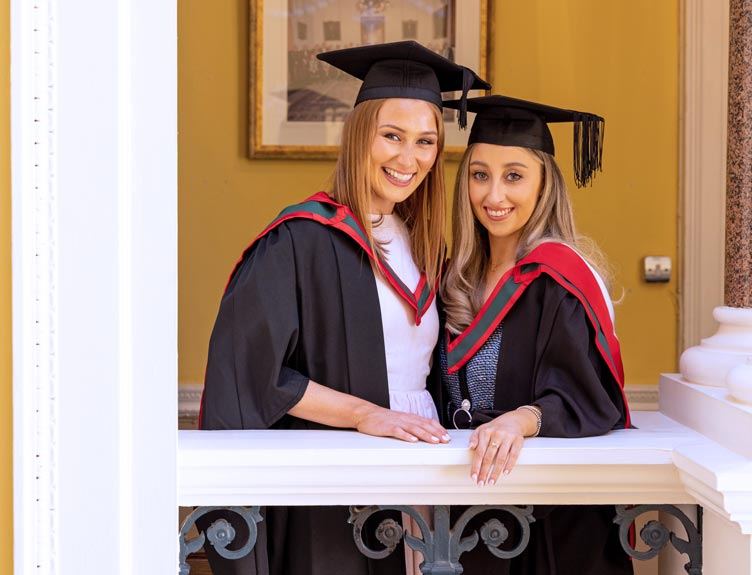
[503,469,510,475]
[409,436,418,442]
[478,480,484,487]
[471,473,478,482]
[431,435,439,442]
[488,479,495,486]
[443,434,451,441]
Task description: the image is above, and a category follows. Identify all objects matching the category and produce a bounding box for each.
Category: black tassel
[457,67,476,130]
[573,113,605,188]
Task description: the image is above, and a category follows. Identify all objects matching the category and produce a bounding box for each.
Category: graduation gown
[199,194,437,575]
[440,242,632,575]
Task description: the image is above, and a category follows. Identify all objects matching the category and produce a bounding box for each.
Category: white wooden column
[679,0,729,350]
[11,1,178,574]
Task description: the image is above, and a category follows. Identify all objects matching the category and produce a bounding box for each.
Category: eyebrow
[470,160,529,169]
[379,123,439,137]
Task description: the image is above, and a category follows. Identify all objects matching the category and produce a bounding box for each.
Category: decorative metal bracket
[348,504,535,574]
[178,506,263,575]
[614,504,703,575]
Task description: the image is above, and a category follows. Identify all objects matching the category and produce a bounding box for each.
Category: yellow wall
[497,1,679,386]
[494,1,680,384]
[179,1,679,387]
[1,0,13,572]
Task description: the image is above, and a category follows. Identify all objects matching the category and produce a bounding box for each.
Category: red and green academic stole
[445,242,628,420]
[229,192,437,325]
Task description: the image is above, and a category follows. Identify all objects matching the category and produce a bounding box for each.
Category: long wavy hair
[328,98,446,287]
[441,144,611,334]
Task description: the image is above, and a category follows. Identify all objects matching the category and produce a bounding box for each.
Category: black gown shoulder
[201,218,390,431]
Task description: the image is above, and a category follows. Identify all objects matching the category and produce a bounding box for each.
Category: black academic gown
[440,248,632,575]
[199,218,411,575]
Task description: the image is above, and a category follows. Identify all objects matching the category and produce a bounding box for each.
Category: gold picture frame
[248,0,493,160]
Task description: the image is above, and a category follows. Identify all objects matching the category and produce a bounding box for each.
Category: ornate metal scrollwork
[460,506,535,560]
[348,506,406,560]
[614,504,703,575]
[178,506,263,575]
[349,504,535,574]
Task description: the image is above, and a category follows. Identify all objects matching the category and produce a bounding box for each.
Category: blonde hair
[441,144,611,334]
[328,98,446,286]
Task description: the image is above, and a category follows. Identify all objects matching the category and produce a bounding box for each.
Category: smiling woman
[438,94,631,574]
[197,40,489,575]
[467,144,544,283]
[369,99,440,215]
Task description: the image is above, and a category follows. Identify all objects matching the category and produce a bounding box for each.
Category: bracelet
[517,404,542,437]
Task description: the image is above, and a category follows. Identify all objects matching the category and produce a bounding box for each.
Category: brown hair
[328,99,447,286]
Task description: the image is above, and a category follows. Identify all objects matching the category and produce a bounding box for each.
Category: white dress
[371,214,440,421]
[372,214,438,575]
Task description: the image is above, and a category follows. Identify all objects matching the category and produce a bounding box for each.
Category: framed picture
[249,0,493,159]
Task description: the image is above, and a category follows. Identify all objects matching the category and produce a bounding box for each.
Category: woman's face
[468,144,543,248]
[369,98,439,214]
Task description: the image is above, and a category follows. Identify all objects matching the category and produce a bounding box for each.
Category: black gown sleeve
[530,283,625,437]
[494,276,627,438]
[200,224,310,430]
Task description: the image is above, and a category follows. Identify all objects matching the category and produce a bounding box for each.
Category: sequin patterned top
[439,323,503,421]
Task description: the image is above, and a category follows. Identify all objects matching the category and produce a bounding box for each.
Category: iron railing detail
[614,504,703,575]
[348,504,535,574]
[178,505,263,575]
[179,503,704,574]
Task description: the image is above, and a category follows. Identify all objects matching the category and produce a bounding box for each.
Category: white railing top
[178,410,752,535]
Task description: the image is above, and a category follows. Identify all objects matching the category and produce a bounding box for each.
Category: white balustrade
[178,376,752,574]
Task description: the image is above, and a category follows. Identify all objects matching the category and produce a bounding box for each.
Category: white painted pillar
[11,1,178,574]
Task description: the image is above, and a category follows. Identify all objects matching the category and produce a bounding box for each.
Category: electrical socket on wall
[643,256,671,283]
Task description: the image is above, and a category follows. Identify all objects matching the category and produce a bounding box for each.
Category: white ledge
[178,411,752,536]
[660,373,752,459]
[657,374,752,534]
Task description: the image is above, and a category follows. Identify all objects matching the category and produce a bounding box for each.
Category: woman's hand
[468,409,536,485]
[355,405,451,444]
[288,380,450,443]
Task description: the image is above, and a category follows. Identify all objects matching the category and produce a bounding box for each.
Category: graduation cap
[317,41,491,129]
[443,94,605,187]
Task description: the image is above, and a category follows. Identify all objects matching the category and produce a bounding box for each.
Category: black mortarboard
[317,41,491,129]
[444,94,605,187]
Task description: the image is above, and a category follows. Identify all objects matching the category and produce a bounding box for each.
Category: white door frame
[11,1,177,573]
[679,0,729,351]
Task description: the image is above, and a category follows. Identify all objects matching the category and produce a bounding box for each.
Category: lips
[485,206,514,220]
[383,166,415,186]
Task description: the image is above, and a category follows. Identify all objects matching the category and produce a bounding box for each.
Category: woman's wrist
[290,380,382,429]
[351,401,383,429]
[516,404,542,437]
